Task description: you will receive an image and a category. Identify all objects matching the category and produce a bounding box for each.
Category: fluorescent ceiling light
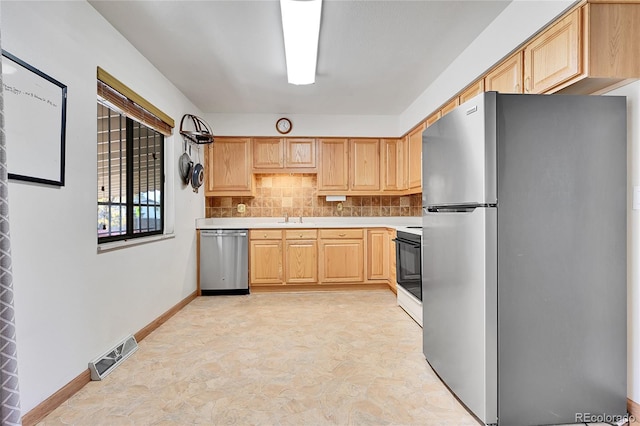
[280,0,322,85]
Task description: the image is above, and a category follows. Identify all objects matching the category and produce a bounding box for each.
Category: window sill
[97,233,175,253]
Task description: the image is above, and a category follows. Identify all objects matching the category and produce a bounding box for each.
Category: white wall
[606,81,640,404]
[1,1,204,413]
[205,112,401,138]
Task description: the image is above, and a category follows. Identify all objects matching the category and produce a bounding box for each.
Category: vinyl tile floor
[38,290,614,426]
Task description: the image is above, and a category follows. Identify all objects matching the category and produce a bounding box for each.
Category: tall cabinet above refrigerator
[421,92,627,425]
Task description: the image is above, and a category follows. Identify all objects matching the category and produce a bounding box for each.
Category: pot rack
[179,114,214,145]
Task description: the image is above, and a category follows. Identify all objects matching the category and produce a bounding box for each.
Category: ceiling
[89,0,512,116]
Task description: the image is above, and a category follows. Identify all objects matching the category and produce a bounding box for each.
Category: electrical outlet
[336,202,343,212]
[237,203,246,213]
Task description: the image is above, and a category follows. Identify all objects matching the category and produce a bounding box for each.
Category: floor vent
[89,335,138,381]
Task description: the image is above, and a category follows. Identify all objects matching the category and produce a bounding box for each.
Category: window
[97,68,173,243]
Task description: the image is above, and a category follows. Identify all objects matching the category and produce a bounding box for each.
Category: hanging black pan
[178,142,193,185]
[191,163,204,192]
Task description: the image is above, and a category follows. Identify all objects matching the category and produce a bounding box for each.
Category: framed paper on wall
[2,50,67,186]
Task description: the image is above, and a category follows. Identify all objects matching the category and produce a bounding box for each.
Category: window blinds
[97,67,174,136]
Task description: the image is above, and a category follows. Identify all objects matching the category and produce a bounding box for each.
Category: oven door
[394,236,422,301]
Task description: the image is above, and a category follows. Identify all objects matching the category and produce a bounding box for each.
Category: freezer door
[422,207,497,424]
[422,92,497,207]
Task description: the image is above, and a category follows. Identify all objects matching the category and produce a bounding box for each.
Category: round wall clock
[276,117,292,134]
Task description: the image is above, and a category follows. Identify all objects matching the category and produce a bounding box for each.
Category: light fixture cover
[280,0,322,85]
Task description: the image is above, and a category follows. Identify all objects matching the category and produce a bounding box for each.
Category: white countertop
[196,216,422,235]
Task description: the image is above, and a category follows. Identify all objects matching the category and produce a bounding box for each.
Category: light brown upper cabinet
[426,111,441,128]
[318,138,386,195]
[407,123,425,191]
[441,97,460,117]
[524,8,582,94]
[485,52,524,94]
[317,138,349,193]
[285,138,316,169]
[253,138,283,170]
[205,137,255,196]
[350,139,380,192]
[381,138,407,192]
[459,79,485,104]
[559,2,640,94]
[252,137,316,172]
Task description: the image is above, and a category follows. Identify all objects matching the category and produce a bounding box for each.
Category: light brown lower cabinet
[388,229,397,293]
[367,229,390,281]
[248,227,396,289]
[285,229,318,284]
[318,229,364,283]
[318,229,364,284]
[249,230,284,286]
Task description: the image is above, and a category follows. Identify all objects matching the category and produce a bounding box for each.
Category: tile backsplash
[205,174,422,218]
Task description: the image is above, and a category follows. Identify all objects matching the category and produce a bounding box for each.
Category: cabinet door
[253,138,283,170]
[381,138,406,192]
[350,139,380,191]
[318,239,364,283]
[459,79,485,104]
[408,124,425,190]
[285,240,318,284]
[285,138,316,169]
[426,111,441,128]
[388,229,397,292]
[250,239,283,285]
[485,52,524,94]
[367,229,390,281]
[524,8,582,94]
[318,138,349,192]
[206,137,254,195]
[441,98,460,117]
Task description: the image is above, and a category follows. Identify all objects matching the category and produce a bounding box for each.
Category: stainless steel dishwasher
[199,229,249,295]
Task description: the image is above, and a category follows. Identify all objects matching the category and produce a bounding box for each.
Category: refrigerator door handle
[426,206,477,213]
[425,203,495,213]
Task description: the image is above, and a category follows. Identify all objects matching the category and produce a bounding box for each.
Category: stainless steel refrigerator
[421,92,627,426]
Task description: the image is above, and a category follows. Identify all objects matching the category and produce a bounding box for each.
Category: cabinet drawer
[250,229,283,240]
[319,229,363,239]
[285,229,318,240]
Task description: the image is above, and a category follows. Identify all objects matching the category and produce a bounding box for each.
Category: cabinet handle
[263,233,267,238]
[515,83,521,93]
[524,77,530,93]
[299,233,303,238]
[339,233,346,237]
